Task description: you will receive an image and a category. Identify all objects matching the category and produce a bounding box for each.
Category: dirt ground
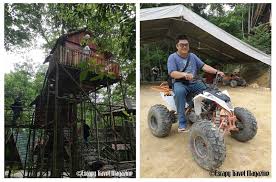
[140,84,271,178]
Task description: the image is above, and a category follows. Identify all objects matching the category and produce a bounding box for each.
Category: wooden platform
[47,62,120,94]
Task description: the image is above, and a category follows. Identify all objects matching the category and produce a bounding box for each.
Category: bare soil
[140,84,271,178]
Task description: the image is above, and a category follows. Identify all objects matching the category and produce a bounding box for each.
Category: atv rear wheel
[148,104,172,137]
[231,107,257,142]
[222,80,229,86]
[189,121,226,170]
[239,79,247,86]
[230,80,238,87]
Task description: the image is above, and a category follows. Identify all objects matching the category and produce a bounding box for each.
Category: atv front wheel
[231,107,257,142]
[148,104,172,137]
[189,121,226,170]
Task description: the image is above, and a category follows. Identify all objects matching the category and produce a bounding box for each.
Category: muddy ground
[140,84,271,178]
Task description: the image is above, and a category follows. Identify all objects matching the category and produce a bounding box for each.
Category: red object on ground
[204,72,216,84]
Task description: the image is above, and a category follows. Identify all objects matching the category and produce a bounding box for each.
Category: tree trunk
[242,10,244,39]
[248,4,251,34]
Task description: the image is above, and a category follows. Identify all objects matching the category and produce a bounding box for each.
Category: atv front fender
[193,90,234,116]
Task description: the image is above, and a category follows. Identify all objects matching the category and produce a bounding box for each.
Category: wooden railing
[52,45,120,78]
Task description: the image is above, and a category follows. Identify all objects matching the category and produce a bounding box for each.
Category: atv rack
[151,82,172,96]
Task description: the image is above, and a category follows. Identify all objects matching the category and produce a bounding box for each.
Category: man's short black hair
[175,35,189,45]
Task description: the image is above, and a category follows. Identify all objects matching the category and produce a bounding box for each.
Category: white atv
[148,75,257,170]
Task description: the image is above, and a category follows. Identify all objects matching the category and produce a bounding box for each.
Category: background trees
[4,3,136,107]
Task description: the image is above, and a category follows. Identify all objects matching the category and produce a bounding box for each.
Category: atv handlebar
[191,72,222,89]
[210,73,224,89]
[213,73,222,85]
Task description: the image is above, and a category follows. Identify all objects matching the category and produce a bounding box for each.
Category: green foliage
[244,24,271,54]
[4,4,43,51]
[140,43,172,81]
[5,3,136,61]
[5,62,47,108]
[78,58,116,82]
[141,44,168,67]
[79,69,89,82]
[207,4,271,55]
[208,4,246,39]
[122,110,130,117]
[5,3,136,106]
[5,61,46,125]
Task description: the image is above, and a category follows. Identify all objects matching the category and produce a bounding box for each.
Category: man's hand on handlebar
[217,71,225,77]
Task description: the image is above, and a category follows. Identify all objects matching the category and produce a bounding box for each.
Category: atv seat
[204,88,230,102]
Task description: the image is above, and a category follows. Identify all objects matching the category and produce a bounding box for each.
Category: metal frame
[5,46,136,178]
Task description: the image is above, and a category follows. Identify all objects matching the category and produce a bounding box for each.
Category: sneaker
[178,127,189,133]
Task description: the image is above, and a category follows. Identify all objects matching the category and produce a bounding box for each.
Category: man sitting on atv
[167,35,225,132]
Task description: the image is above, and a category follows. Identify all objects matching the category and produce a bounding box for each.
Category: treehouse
[5,29,135,177]
[32,29,121,127]
[45,29,120,93]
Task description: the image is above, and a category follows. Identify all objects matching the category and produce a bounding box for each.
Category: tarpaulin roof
[140,5,271,65]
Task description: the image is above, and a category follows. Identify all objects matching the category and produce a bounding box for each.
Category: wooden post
[70,102,78,177]
[52,63,61,177]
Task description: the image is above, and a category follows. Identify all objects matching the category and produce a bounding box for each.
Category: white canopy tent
[140,5,271,65]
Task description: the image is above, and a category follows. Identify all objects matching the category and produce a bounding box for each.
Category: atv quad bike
[222,73,247,87]
[148,75,257,170]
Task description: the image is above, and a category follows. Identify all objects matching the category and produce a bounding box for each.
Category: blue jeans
[173,81,207,129]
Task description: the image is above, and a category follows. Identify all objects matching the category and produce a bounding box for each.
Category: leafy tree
[208,4,246,39]
[140,43,170,82]
[5,3,136,108]
[5,61,47,108]
[207,4,271,54]
[244,24,271,54]
[5,3,135,59]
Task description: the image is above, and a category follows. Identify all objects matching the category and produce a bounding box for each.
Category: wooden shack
[48,29,120,78]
